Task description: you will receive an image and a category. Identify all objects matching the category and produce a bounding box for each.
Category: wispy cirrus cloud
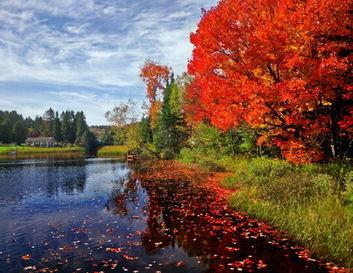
[0,0,218,124]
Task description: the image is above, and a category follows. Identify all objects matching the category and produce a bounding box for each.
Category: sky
[0,0,217,125]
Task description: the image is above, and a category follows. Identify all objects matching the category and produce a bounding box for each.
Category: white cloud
[0,0,218,124]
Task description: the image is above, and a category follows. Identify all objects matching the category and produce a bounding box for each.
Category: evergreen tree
[139,116,153,144]
[81,129,97,153]
[0,121,12,143]
[61,111,70,143]
[75,111,87,144]
[153,75,189,156]
[33,116,44,134]
[61,111,76,144]
[153,78,177,153]
[53,112,62,141]
[12,121,27,144]
[43,108,55,136]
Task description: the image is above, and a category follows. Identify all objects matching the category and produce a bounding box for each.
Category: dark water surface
[0,158,330,272]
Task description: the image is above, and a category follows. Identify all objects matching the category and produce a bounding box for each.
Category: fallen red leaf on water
[257,260,267,269]
[22,254,31,261]
[122,254,139,261]
[106,247,122,253]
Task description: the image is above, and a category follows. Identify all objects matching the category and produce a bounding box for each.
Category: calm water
[0,158,331,272]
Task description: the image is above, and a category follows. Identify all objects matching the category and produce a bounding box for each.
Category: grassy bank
[0,145,84,155]
[97,145,128,156]
[179,150,353,268]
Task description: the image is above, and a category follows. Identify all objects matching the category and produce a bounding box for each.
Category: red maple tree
[187,0,353,163]
[140,60,171,127]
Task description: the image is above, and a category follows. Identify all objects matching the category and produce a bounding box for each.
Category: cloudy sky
[0,0,217,125]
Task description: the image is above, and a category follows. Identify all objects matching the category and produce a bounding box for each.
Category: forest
[0,109,97,149]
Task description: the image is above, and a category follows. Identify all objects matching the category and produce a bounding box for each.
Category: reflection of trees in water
[0,161,88,204]
[139,179,329,273]
[140,179,213,257]
[60,167,86,194]
[105,178,140,216]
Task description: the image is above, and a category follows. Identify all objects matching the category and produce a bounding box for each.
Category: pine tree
[154,77,177,154]
[61,111,70,143]
[12,121,27,144]
[43,108,55,136]
[53,112,62,142]
[81,129,97,153]
[75,111,87,144]
[0,121,12,143]
[139,116,153,144]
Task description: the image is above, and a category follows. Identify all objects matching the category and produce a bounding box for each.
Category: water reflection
[0,159,332,273]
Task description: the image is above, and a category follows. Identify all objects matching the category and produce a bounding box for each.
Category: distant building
[25,137,55,147]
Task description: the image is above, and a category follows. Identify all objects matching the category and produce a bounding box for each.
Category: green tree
[61,111,76,144]
[53,112,62,142]
[154,76,188,155]
[0,121,12,143]
[100,129,114,145]
[12,121,27,144]
[33,116,44,133]
[43,108,55,136]
[127,124,143,153]
[81,129,98,153]
[139,116,153,144]
[75,111,88,144]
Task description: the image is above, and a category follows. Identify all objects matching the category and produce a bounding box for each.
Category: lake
[0,158,332,272]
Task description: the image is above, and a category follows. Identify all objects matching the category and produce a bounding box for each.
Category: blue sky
[0,0,217,125]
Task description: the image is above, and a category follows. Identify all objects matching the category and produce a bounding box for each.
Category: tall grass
[0,145,84,155]
[179,149,353,268]
[97,145,128,156]
[223,158,353,268]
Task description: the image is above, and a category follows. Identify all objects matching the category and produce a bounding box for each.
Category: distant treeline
[0,109,96,149]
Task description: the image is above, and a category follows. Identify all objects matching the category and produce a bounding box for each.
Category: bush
[160,148,175,160]
[247,158,292,178]
[179,148,197,164]
[199,160,226,172]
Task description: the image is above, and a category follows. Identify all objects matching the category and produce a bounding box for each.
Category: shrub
[199,160,226,172]
[247,158,292,179]
[160,148,175,160]
[179,148,196,164]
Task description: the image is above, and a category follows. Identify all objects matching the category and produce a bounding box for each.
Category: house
[25,137,55,147]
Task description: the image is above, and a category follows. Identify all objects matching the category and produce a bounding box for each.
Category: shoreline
[133,159,350,272]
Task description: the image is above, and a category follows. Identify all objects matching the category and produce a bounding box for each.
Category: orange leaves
[140,60,171,128]
[187,0,353,163]
[140,60,170,103]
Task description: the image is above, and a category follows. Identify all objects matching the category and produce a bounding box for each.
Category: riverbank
[0,145,84,155]
[134,160,350,272]
[178,154,353,269]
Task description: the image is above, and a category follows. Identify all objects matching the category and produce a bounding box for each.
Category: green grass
[0,145,84,155]
[179,149,353,268]
[97,145,128,156]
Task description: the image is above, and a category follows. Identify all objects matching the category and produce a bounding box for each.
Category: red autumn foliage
[140,60,170,127]
[187,0,353,163]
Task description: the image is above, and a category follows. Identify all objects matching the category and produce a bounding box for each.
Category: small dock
[127,154,140,162]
